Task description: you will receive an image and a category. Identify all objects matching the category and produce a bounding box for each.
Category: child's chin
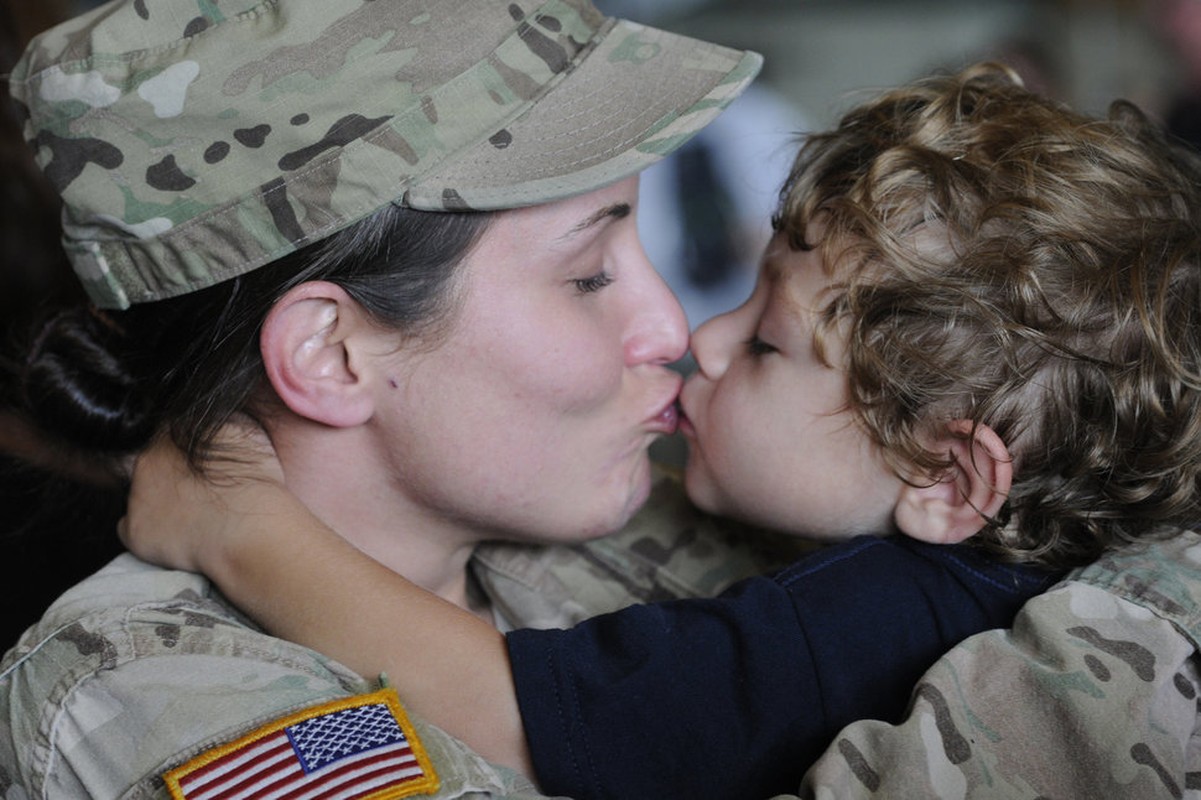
[680,463,722,515]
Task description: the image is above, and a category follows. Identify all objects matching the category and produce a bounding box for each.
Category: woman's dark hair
[12,204,492,474]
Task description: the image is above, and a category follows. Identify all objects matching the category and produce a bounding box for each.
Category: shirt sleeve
[505,537,1056,800]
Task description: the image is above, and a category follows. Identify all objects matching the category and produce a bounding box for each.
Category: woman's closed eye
[573,271,615,294]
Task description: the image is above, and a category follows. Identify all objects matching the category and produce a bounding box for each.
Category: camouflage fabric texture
[0,555,549,799]
[9,0,761,310]
[800,529,1201,800]
[0,467,792,798]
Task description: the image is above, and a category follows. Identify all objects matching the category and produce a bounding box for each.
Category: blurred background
[598,0,1199,329]
[606,0,1176,128]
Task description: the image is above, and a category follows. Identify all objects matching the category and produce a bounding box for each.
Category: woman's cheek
[551,351,627,415]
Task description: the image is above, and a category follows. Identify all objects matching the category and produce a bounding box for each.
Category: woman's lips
[647,399,679,435]
[643,373,683,435]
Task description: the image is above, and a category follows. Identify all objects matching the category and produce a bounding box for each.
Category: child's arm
[120,432,535,780]
[123,432,1057,800]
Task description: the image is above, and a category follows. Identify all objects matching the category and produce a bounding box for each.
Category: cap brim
[404,20,762,211]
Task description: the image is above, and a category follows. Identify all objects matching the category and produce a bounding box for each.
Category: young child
[122,62,1201,800]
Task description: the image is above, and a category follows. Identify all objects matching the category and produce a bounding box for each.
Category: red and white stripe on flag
[164,688,439,800]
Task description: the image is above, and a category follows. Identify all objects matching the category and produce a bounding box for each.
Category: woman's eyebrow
[560,202,631,240]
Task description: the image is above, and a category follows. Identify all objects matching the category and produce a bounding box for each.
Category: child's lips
[676,402,696,437]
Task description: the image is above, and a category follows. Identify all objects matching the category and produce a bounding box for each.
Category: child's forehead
[761,235,835,315]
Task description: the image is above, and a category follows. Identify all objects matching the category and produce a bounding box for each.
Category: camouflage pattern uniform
[800,529,1201,799]
[0,469,801,799]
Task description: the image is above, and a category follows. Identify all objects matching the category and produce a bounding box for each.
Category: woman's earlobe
[893,421,1013,545]
[260,281,377,428]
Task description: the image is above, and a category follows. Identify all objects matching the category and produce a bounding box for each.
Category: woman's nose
[624,262,689,367]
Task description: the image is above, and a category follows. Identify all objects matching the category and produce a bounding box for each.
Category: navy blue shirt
[506,535,1060,800]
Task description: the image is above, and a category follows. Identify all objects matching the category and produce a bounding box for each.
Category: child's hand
[119,422,289,576]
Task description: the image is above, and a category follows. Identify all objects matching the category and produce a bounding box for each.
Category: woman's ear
[259,281,378,428]
[893,420,1013,545]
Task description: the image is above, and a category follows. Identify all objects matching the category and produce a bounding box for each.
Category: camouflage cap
[9,0,762,309]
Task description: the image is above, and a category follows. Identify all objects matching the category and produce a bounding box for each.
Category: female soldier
[0,1,762,797]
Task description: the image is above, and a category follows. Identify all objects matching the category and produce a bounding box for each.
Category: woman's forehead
[510,176,639,222]
[473,177,639,253]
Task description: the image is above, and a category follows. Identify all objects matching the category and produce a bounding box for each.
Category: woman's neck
[272,420,495,622]
[333,509,489,620]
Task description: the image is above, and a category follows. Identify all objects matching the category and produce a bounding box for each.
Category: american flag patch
[164,688,439,800]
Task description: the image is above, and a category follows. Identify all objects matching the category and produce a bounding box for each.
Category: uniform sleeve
[505,537,1053,800]
[0,558,551,800]
[800,580,1201,799]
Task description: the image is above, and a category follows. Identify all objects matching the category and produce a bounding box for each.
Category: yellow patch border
[164,688,440,799]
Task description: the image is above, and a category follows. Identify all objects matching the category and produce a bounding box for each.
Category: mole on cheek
[388,378,399,389]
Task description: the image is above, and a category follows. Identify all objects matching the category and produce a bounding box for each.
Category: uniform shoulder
[0,554,362,798]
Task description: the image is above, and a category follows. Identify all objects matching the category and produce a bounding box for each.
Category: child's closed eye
[746,335,778,356]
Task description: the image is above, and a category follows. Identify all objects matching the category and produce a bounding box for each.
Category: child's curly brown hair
[777,62,1201,569]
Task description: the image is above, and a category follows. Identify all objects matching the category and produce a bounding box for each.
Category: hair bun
[20,308,153,453]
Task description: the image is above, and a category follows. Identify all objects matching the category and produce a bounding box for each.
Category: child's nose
[690,312,736,380]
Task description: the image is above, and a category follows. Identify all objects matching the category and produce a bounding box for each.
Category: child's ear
[893,420,1012,545]
[259,281,380,428]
